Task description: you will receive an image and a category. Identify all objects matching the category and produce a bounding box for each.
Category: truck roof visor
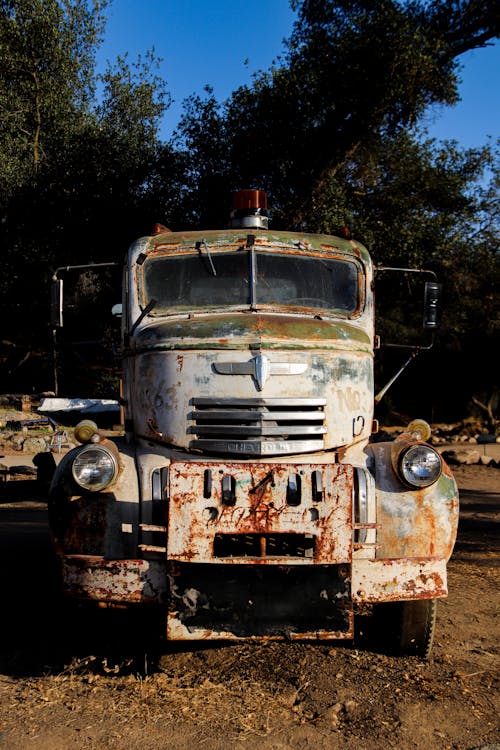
[229,189,269,230]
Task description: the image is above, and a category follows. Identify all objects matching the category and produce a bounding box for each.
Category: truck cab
[49,190,458,656]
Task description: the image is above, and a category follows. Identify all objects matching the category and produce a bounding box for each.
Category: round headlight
[399,444,442,488]
[72,445,118,492]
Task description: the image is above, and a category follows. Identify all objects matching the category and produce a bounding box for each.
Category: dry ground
[0,464,498,750]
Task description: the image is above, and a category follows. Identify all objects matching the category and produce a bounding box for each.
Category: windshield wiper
[196,238,217,276]
[129,298,157,336]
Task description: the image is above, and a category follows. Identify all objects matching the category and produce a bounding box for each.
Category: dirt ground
[0,464,498,750]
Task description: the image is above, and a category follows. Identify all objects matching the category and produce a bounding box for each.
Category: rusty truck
[48,189,459,657]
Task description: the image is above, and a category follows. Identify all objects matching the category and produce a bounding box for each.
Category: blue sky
[96,0,500,149]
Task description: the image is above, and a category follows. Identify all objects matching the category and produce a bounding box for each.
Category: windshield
[141,249,360,314]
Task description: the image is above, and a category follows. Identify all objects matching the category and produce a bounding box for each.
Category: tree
[1,0,498,413]
[202,0,500,226]
[0,0,106,200]
[172,87,233,229]
[0,0,173,393]
[175,0,499,419]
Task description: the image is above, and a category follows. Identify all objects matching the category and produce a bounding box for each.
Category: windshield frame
[137,244,366,319]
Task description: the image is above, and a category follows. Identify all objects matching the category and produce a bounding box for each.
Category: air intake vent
[189,397,326,456]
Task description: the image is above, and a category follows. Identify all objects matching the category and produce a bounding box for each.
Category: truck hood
[132,312,372,352]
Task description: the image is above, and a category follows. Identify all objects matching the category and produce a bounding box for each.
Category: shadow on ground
[0,474,498,678]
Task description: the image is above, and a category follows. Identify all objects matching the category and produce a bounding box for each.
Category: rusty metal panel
[167,462,353,564]
[132,348,374,454]
[122,231,376,459]
[166,562,354,641]
[49,439,140,560]
[367,443,459,562]
[60,556,167,604]
[351,558,447,602]
[166,614,354,642]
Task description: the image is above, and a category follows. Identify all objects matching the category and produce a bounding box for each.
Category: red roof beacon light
[229,189,269,230]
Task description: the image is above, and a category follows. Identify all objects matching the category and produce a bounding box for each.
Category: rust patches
[133,314,372,350]
[377,476,458,562]
[147,415,162,437]
[351,558,448,602]
[61,556,167,604]
[166,618,354,641]
[424,503,436,557]
[176,354,184,372]
[349,241,363,258]
[319,243,343,252]
[255,317,267,334]
[167,461,353,564]
[147,243,181,254]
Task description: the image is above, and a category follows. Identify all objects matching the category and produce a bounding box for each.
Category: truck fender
[365,441,459,561]
[48,438,140,559]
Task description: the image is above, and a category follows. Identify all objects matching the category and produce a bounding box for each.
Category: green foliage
[173,87,232,228]
[0,0,179,393]
[97,50,169,161]
[0,0,106,196]
[173,0,499,419]
[0,0,498,416]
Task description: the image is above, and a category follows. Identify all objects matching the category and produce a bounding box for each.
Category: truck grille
[189,398,326,456]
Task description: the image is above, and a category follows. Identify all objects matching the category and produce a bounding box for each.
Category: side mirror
[51,279,63,328]
[423,281,442,330]
[111,303,122,317]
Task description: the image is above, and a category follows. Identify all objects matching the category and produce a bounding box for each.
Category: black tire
[356,599,438,658]
[398,599,437,658]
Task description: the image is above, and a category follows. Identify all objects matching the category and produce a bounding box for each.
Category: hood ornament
[214,354,307,391]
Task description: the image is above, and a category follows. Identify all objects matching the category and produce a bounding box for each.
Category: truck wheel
[393,599,437,658]
[357,599,437,658]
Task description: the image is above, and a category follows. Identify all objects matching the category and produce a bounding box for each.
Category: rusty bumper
[167,462,353,564]
[55,457,450,640]
[60,556,167,605]
[57,553,447,641]
[351,558,447,602]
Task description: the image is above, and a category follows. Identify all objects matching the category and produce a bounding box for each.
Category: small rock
[442,448,481,465]
[480,455,494,466]
[23,437,49,453]
[344,700,358,715]
[10,435,24,451]
[324,703,343,726]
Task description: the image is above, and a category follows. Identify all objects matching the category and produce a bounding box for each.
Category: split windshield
[142,249,360,315]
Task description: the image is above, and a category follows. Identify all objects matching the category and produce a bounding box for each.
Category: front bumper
[55,457,448,640]
[58,554,447,641]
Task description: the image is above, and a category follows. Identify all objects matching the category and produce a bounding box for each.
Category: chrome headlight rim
[398,443,442,489]
[71,444,119,492]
